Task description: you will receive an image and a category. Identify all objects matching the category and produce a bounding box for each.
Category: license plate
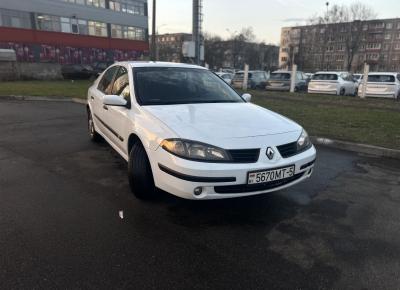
[248,166,295,185]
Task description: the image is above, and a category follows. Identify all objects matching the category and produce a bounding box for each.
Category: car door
[90,65,119,138]
[103,65,132,153]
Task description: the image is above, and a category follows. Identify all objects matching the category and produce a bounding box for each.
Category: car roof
[272,71,292,73]
[114,61,208,70]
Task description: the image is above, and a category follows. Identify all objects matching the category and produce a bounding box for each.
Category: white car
[308,71,358,96]
[215,72,234,85]
[358,72,400,99]
[87,62,316,200]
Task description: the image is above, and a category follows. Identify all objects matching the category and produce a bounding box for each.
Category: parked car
[358,72,400,99]
[92,61,115,75]
[232,70,268,89]
[308,71,358,96]
[62,64,95,80]
[353,73,363,85]
[216,72,234,85]
[87,62,316,200]
[265,71,308,92]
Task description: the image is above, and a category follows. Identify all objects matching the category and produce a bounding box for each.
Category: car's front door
[103,65,131,154]
[91,65,119,138]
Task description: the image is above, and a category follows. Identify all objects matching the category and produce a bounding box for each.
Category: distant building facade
[152,33,193,63]
[205,39,279,71]
[0,0,149,64]
[280,18,400,72]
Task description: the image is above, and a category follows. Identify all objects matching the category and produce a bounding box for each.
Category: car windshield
[367,75,395,83]
[312,74,338,81]
[134,67,244,105]
[270,73,291,80]
[353,75,362,80]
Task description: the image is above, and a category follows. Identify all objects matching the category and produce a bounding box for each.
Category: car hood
[143,103,302,141]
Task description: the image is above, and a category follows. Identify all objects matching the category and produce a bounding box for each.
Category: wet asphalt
[0,100,399,289]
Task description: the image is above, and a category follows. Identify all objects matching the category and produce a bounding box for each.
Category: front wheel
[128,143,157,199]
[339,88,346,96]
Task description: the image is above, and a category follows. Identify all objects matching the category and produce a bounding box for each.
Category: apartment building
[279,18,400,72]
[0,0,148,64]
[152,33,193,63]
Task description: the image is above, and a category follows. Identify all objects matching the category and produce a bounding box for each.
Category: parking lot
[1,99,400,289]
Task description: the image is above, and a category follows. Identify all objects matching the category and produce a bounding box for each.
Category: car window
[367,75,396,83]
[270,73,291,80]
[134,67,244,106]
[296,72,303,80]
[112,66,130,100]
[397,74,400,82]
[98,66,118,94]
[312,74,338,81]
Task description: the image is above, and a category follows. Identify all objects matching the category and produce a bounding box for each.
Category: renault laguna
[87,62,316,200]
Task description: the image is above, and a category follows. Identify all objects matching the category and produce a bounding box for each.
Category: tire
[353,88,358,97]
[128,142,157,199]
[339,88,346,96]
[88,110,102,142]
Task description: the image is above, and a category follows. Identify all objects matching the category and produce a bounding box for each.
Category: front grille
[214,172,305,194]
[228,149,260,163]
[277,142,298,158]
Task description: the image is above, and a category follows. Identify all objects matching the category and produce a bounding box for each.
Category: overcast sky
[148,0,400,44]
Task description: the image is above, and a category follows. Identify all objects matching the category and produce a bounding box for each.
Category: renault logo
[266,147,275,160]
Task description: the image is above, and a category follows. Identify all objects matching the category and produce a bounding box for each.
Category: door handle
[103,105,108,110]
[90,96,94,100]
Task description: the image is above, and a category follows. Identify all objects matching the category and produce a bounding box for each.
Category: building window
[62,0,105,8]
[387,23,393,29]
[395,43,400,50]
[109,1,146,16]
[366,43,381,50]
[0,8,31,29]
[88,21,107,37]
[111,24,145,40]
[36,14,61,32]
[385,33,392,40]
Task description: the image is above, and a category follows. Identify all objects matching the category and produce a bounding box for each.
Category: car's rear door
[91,65,119,139]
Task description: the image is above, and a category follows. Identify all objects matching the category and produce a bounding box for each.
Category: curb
[311,137,400,160]
[1,95,400,160]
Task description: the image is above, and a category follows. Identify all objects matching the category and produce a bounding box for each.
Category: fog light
[194,187,203,196]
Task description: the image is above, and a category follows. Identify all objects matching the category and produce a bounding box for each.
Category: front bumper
[150,144,317,200]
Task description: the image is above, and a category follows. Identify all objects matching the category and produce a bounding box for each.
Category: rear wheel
[128,142,157,199]
[88,110,101,142]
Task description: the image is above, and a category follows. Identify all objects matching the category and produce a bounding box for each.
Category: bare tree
[309,2,377,71]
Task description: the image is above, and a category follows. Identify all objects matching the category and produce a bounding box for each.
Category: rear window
[233,73,253,80]
[270,73,291,80]
[312,74,338,81]
[367,75,395,83]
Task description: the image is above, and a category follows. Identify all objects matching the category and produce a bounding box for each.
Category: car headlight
[297,130,312,152]
[160,139,231,162]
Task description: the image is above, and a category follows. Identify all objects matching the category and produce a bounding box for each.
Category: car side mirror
[103,95,128,107]
[242,93,252,103]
